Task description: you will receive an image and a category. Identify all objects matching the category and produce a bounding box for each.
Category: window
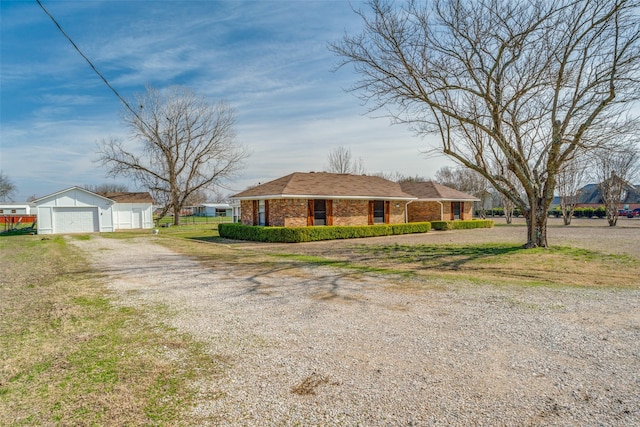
[314,199,326,225]
[258,200,266,226]
[373,200,385,223]
[452,202,461,220]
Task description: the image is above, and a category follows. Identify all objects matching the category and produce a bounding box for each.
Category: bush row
[485,207,608,219]
[218,222,432,243]
[430,219,495,231]
[548,207,607,218]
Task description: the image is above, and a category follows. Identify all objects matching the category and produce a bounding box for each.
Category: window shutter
[307,199,314,226]
[368,201,374,225]
[264,200,270,226]
[384,201,390,224]
[252,200,258,225]
[326,200,333,225]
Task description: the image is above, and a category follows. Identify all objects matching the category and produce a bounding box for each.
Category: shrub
[594,206,606,218]
[430,220,494,231]
[218,222,432,243]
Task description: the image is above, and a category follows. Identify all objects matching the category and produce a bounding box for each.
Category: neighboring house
[232,172,417,227]
[0,203,32,215]
[193,203,233,217]
[399,181,479,221]
[33,187,154,234]
[576,183,640,210]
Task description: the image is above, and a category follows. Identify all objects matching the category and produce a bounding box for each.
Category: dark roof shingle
[399,181,479,201]
[97,192,155,204]
[233,172,415,200]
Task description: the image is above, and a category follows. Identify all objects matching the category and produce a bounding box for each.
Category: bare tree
[332,0,640,247]
[98,86,250,225]
[84,183,129,193]
[326,146,366,175]
[592,145,640,226]
[556,158,587,225]
[0,172,16,202]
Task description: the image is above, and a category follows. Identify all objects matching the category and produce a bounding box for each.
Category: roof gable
[233,172,416,200]
[399,181,480,201]
[33,186,114,205]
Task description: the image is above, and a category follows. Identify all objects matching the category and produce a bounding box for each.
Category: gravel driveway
[71,221,640,426]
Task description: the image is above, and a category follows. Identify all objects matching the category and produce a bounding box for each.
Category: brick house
[232,172,416,227]
[399,181,479,221]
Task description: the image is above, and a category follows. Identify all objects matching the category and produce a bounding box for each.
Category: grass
[0,235,225,426]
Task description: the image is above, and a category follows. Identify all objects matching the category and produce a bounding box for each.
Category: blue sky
[1,0,450,201]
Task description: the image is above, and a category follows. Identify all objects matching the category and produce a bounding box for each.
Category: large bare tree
[332,0,640,247]
[98,86,249,225]
[326,145,366,175]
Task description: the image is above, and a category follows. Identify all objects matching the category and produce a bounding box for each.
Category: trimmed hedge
[218,222,432,243]
[430,219,494,231]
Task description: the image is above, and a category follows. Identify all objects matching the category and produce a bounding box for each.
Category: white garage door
[54,207,99,233]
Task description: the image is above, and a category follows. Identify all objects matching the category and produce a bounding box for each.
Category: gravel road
[70,221,640,426]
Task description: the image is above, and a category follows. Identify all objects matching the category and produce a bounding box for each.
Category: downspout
[404,200,414,223]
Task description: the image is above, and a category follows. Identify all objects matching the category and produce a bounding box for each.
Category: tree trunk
[523,199,549,248]
[561,206,573,226]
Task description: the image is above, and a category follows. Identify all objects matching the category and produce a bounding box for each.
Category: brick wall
[268,199,307,227]
[408,201,442,222]
[333,200,368,226]
[241,198,408,226]
[240,200,254,225]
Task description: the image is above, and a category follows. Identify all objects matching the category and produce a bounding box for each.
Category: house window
[314,199,326,225]
[373,200,385,223]
[452,202,461,220]
[258,200,266,226]
[0,209,3,213]
[11,209,16,214]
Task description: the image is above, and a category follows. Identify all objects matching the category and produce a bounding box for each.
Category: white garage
[34,187,154,234]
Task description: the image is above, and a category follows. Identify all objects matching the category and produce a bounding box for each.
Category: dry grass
[0,235,224,426]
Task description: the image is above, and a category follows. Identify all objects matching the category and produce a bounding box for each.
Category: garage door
[54,207,99,233]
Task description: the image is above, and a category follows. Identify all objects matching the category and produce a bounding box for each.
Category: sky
[1,0,452,202]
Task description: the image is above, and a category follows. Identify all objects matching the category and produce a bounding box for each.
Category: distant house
[399,181,480,221]
[576,183,640,208]
[193,203,233,217]
[0,203,32,215]
[33,187,154,234]
[231,172,479,227]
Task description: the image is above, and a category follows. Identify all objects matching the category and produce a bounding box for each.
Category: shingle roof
[232,172,416,200]
[399,181,480,201]
[97,192,155,204]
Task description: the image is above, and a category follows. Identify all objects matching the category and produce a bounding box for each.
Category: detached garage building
[34,187,154,234]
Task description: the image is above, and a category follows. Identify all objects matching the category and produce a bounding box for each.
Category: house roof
[399,181,480,201]
[96,192,155,204]
[232,172,416,200]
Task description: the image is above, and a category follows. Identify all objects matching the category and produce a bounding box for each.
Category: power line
[36,0,144,124]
